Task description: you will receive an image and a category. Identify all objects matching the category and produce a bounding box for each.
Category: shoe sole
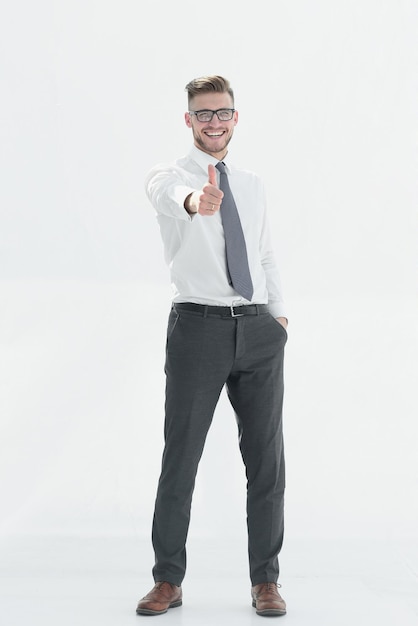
[252,600,286,617]
[136,600,182,616]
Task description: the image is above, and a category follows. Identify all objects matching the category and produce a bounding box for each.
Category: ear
[233,109,239,126]
[185,112,192,128]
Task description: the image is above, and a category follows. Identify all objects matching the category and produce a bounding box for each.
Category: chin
[205,140,228,155]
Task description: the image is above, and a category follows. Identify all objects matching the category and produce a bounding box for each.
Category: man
[136,75,288,618]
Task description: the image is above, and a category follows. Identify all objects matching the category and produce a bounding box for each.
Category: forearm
[145,166,195,220]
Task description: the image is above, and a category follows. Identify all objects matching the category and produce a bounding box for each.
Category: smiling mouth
[204,131,225,138]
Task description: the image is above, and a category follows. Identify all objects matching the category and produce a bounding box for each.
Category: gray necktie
[216,161,254,301]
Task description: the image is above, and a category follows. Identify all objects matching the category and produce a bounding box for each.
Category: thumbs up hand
[207,164,218,188]
[184,164,224,216]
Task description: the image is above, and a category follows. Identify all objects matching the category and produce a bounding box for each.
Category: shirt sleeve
[145,163,196,222]
[258,186,288,319]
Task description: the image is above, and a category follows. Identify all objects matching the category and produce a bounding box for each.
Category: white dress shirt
[145,145,287,319]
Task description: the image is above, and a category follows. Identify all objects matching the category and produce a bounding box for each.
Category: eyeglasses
[189,108,235,122]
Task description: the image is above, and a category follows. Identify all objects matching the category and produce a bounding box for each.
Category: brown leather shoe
[251,582,287,616]
[136,581,182,616]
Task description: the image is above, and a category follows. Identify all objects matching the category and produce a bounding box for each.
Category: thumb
[208,164,218,187]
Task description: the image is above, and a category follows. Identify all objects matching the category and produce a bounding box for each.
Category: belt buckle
[230,305,244,317]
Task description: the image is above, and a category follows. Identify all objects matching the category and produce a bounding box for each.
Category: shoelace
[262,582,282,593]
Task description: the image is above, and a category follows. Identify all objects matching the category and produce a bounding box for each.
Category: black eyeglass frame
[188,108,236,122]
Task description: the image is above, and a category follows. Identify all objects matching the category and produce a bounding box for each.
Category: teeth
[206,132,223,137]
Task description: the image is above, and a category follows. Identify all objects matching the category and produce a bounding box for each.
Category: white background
[1,1,417,624]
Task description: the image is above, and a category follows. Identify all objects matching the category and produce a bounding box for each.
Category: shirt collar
[188,145,232,174]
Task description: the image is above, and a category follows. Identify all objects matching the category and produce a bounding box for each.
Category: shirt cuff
[172,185,197,218]
[267,302,288,319]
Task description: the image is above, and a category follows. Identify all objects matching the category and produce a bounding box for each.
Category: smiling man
[137,76,288,618]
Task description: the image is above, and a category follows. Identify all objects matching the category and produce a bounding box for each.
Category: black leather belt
[173,303,268,318]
